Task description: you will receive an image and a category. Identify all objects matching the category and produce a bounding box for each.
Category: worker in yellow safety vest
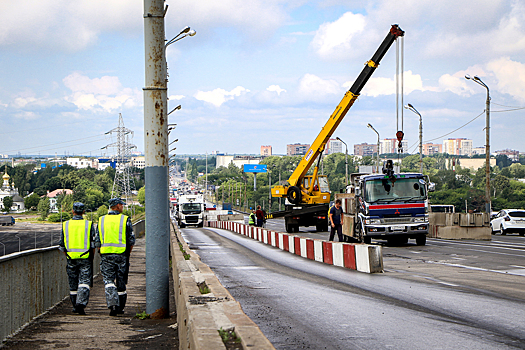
[99,197,135,316]
[249,208,256,225]
[59,202,99,315]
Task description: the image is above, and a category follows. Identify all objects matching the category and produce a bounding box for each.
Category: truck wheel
[285,224,293,233]
[363,236,371,244]
[286,186,302,205]
[416,235,426,246]
[179,221,186,228]
[197,222,203,228]
[501,227,507,235]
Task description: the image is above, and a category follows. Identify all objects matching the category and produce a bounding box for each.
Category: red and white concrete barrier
[205,221,383,273]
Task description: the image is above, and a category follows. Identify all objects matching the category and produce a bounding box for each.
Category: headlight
[365,219,381,225]
[413,217,426,223]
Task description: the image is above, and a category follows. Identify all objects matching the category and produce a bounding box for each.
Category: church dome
[2,172,9,181]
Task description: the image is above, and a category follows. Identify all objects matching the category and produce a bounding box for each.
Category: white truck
[176,194,205,228]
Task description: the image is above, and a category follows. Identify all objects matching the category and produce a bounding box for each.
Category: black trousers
[329,224,343,242]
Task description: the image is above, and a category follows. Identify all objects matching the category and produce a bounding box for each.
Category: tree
[492,174,510,198]
[37,197,50,220]
[24,193,41,210]
[138,187,145,206]
[2,196,13,213]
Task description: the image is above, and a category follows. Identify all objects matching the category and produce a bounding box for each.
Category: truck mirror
[355,187,361,196]
[428,182,436,192]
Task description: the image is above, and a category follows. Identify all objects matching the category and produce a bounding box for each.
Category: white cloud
[14,111,39,120]
[487,57,525,103]
[63,72,141,112]
[297,74,341,99]
[343,71,430,97]
[0,0,142,52]
[194,86,249,107]
[267,85,287,95]
[310,12,366,60]
[168,0,290,41]
[169,95,185,101]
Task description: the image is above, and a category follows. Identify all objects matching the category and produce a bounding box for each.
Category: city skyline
[1,1,525,156]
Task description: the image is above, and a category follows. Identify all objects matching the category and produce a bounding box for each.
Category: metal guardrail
[0,221,143,342]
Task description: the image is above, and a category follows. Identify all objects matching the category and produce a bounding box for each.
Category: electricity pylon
[103,113,137,205]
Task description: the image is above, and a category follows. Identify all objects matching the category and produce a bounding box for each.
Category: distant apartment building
[66,157,92,169]
[131,156,146,169]
[353,143,378,157]
[260,145,272,157]
[326,139,343,154]
[287,143,310,156]
[472,147,486,155]
[422,143,442,155]
[495,149,520,161]
[216,154,260,169]
[443,138,473,156]
[380,139,409,154]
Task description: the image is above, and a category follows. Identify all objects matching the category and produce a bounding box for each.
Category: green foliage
[218,327,241,344]
[47,212,72,222]
[97,205,108,217]
[135,311,150,320]
[24,193,41,210]
[137,187,145,206]
[2,196,13,212]
[37,197,50,220]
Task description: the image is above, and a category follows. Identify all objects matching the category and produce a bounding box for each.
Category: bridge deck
[2,237,179,349]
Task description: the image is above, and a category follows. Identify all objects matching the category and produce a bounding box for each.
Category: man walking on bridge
[59,202,99,315]
[99,198,135,316]
[329,199,344,242]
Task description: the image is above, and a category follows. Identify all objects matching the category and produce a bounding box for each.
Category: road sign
[243,164,267,173]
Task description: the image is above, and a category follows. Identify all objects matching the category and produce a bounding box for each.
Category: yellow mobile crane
[269,24,405,233]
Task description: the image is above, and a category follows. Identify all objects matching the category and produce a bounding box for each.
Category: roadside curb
[170,223,275,350]
[207,221,383,274]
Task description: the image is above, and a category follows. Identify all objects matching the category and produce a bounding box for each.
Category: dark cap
[73,202,85,213]
[109,198,125,207]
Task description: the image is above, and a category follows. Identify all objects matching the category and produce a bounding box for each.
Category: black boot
[116,294,127,314]
[70,294,78,313]
[109,306,118,316]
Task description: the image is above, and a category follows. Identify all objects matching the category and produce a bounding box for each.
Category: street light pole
[336,137,348,186]
[465,75,491,214]
[404,104,423,173]
[367,124,380,173]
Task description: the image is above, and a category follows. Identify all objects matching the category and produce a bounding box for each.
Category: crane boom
[288,24,404,187]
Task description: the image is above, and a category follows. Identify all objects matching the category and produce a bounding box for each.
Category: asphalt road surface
[181,225,525,349]
[0,222,62,256]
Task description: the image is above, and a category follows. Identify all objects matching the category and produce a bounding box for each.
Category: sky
[1,0,525,157]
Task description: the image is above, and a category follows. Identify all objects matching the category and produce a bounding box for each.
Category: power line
[405,110,485,154]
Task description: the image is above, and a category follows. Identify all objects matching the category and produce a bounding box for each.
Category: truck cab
[355,171,434,245]
[176,195,205,228]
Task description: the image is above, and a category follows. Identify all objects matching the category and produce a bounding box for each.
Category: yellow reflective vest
[63,219,92,259]
[99,214,128,254]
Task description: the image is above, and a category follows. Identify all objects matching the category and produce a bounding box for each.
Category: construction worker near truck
[59,202,99,315]
[99,198,135,316]
[249,208,256,226]
[329,199,344,242]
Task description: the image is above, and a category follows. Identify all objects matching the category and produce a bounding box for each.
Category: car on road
[490,209,525,235]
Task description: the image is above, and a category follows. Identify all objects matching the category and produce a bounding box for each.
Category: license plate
[391,225,405,231]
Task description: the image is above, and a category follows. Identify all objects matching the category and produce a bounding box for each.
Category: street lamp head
[367,123,373,128]
[188,30,196,37]
[465,74,472,80]
[404,103,413,109]
[179,26,190,35]
[336,137,341,141]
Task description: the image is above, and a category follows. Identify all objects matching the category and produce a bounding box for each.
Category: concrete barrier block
[271,231,276,247]
[332,242,344,267]
[294,237,301,256]
[305,239,315,260]
[278,233,284,250]
[355,244,383,273]
[322,242,333,265]
[314,240,323,262]
[436,226,491,240]
[300,238,307,258]
[288,235,294,254]
[343,244,356,270]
